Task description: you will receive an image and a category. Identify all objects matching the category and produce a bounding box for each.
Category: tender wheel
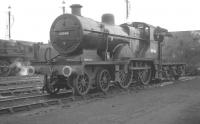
[176,65,185,76]
[138,65,152,85]
[162,66,170,80]
[96,69,111,93]
[45,76,60,95]
[172,66,180,80]
[118,70,132,89]
[0,60,10,77]
[73,73,90,96]
[169,66,178,80]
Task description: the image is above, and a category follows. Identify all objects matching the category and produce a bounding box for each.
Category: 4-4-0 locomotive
[34,4,185,96]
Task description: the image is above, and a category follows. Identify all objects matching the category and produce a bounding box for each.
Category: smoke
[10,60,35,76]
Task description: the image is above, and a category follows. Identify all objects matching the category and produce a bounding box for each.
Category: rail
[0,76,195,115]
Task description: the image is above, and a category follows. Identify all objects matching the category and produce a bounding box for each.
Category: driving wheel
[138,64,152,85]
[118,70,132,89]
[96,69,111,93]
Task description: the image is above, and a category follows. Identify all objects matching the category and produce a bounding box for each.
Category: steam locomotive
[0,39,39,76]
[33,4,185,96]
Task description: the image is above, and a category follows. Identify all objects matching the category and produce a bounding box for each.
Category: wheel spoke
[118,69,132,89]
[74,73,90,96]
[139,66,151,85]
[96,69,110,92]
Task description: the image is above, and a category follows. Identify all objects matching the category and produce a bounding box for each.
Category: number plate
[58,31,70,36]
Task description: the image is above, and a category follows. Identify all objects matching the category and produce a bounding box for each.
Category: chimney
[70,4,82,16]
[101,13,115,25]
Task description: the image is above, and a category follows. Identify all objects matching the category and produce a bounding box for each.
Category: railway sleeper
[0,76,190,116]
[0,98,69,115]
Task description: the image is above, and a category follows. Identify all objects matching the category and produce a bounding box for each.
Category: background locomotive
[32,4,185,96]
[0,39,58,77]
[0,39,38,76]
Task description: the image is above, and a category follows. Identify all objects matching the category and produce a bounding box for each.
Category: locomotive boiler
[50,5,154,60]
[34,4,185,96]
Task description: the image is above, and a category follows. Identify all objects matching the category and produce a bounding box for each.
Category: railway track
[0,85,43,97]
[0,76,196,116]
[0,77,42,86]
[0,75,41,81]
[0,90,73,115]
[0,76,43,98]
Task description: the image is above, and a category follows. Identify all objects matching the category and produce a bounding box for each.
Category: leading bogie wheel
[96,69,111,93]
[45,76,60,95]
[73,73,90,96]
[176,65,184,77]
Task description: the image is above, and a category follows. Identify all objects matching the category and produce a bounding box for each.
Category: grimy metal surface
[0,77,194,116]
[50,14,141,55]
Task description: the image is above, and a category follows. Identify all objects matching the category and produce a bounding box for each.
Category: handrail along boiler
[35,4,185,95]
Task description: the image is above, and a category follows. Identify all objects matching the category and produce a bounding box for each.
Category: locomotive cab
[132,22,168,42]
[131,22,168,59]
[132,22,150,41]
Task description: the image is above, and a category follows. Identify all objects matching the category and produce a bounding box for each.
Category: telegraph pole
[8,5,11,39]
[126,0,129,19]
[62,0,66,14]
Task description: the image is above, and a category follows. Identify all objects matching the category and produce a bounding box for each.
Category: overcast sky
[0,0,200,42]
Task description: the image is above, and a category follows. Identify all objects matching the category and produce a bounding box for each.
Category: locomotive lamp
[62,66,72,77]
[27,66,35,76]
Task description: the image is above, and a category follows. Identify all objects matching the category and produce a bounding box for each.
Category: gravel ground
[0,76,200,124]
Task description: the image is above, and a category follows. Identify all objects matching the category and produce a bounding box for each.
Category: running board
[129,67,151,70]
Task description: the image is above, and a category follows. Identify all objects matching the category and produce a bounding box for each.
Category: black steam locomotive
[33,4,185,96]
